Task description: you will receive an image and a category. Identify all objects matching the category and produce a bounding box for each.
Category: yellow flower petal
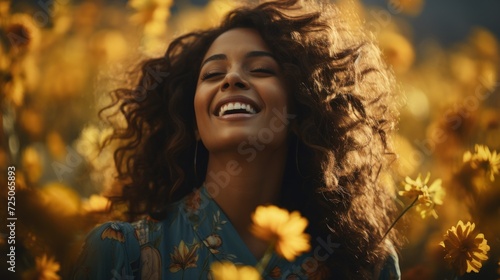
[30,254,61,280]
[463,144,500,182]
[251,205,311,261]
[211,261,261,280]
[399,173,445,219]
[440,220,489,276]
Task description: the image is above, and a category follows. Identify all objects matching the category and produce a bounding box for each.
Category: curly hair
[102,0,400,278]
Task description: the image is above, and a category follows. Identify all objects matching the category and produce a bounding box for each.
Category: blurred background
[0,0,499,279]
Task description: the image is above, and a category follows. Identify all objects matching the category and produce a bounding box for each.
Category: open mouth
[214,98,261,117]
[218,102,257,116]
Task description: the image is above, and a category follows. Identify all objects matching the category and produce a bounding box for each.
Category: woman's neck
[203,144,288,256]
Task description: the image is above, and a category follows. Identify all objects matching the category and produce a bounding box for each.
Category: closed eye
[250,68,276,75]
[200,72,225,81]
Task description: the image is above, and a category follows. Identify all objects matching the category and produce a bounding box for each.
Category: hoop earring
[194,140,200,183]
[295,137,306,178]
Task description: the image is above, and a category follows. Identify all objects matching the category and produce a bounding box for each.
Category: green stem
[255,241,275,276]
[381,196,418,242]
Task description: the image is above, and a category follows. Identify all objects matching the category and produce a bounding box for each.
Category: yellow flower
[251,205,310,261]
[46,131,66,161]
[439,220,490,276]
[89,30,129,62]
[21,146,43,183]
[5,13,41,52]
[210,261,261,280]
[398,173,445,218]
[40,183,81,216]
[378,31,415,73]
[129,0,173,26]
[82,194,110,213]
[20,108,44,138]
[470,27,499,59]
[75,125,113,160]
[169,240,199,273]
[0,1,10,18]
[35,254,61,280]
[463,144,500,181]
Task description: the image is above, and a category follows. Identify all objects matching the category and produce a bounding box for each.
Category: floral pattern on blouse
[73,187,401,279]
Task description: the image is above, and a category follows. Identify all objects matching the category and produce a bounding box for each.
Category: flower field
[0,0,499,279]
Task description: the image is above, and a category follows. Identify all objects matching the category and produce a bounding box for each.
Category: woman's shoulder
[82,218,167,248]
[83,221,141,246]
[93,220,136,237]
[73,220,147,279]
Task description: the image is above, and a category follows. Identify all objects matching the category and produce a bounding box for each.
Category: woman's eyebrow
[245,50,275,60]
[201,51,276,67]
[201,54,226,67]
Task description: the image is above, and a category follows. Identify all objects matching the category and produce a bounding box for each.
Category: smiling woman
[73,0,401,279]
[195,28,289,159]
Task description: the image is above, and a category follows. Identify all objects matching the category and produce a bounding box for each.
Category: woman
[74,0,401,279]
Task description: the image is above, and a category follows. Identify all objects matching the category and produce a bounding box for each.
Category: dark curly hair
[101,0,400,278]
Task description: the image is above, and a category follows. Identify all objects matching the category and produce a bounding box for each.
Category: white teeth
[218,102,257,116]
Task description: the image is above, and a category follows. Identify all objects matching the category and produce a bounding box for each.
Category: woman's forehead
[203,28,272,59]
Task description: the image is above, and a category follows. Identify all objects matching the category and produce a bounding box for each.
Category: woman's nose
[221,71,249,91]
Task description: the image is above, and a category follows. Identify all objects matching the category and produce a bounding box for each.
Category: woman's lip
[215,112,258,120]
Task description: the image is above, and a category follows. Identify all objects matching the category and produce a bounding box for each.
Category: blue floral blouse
[73,187,400,279]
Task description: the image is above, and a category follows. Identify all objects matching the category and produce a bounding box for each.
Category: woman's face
[194,28,291,156]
